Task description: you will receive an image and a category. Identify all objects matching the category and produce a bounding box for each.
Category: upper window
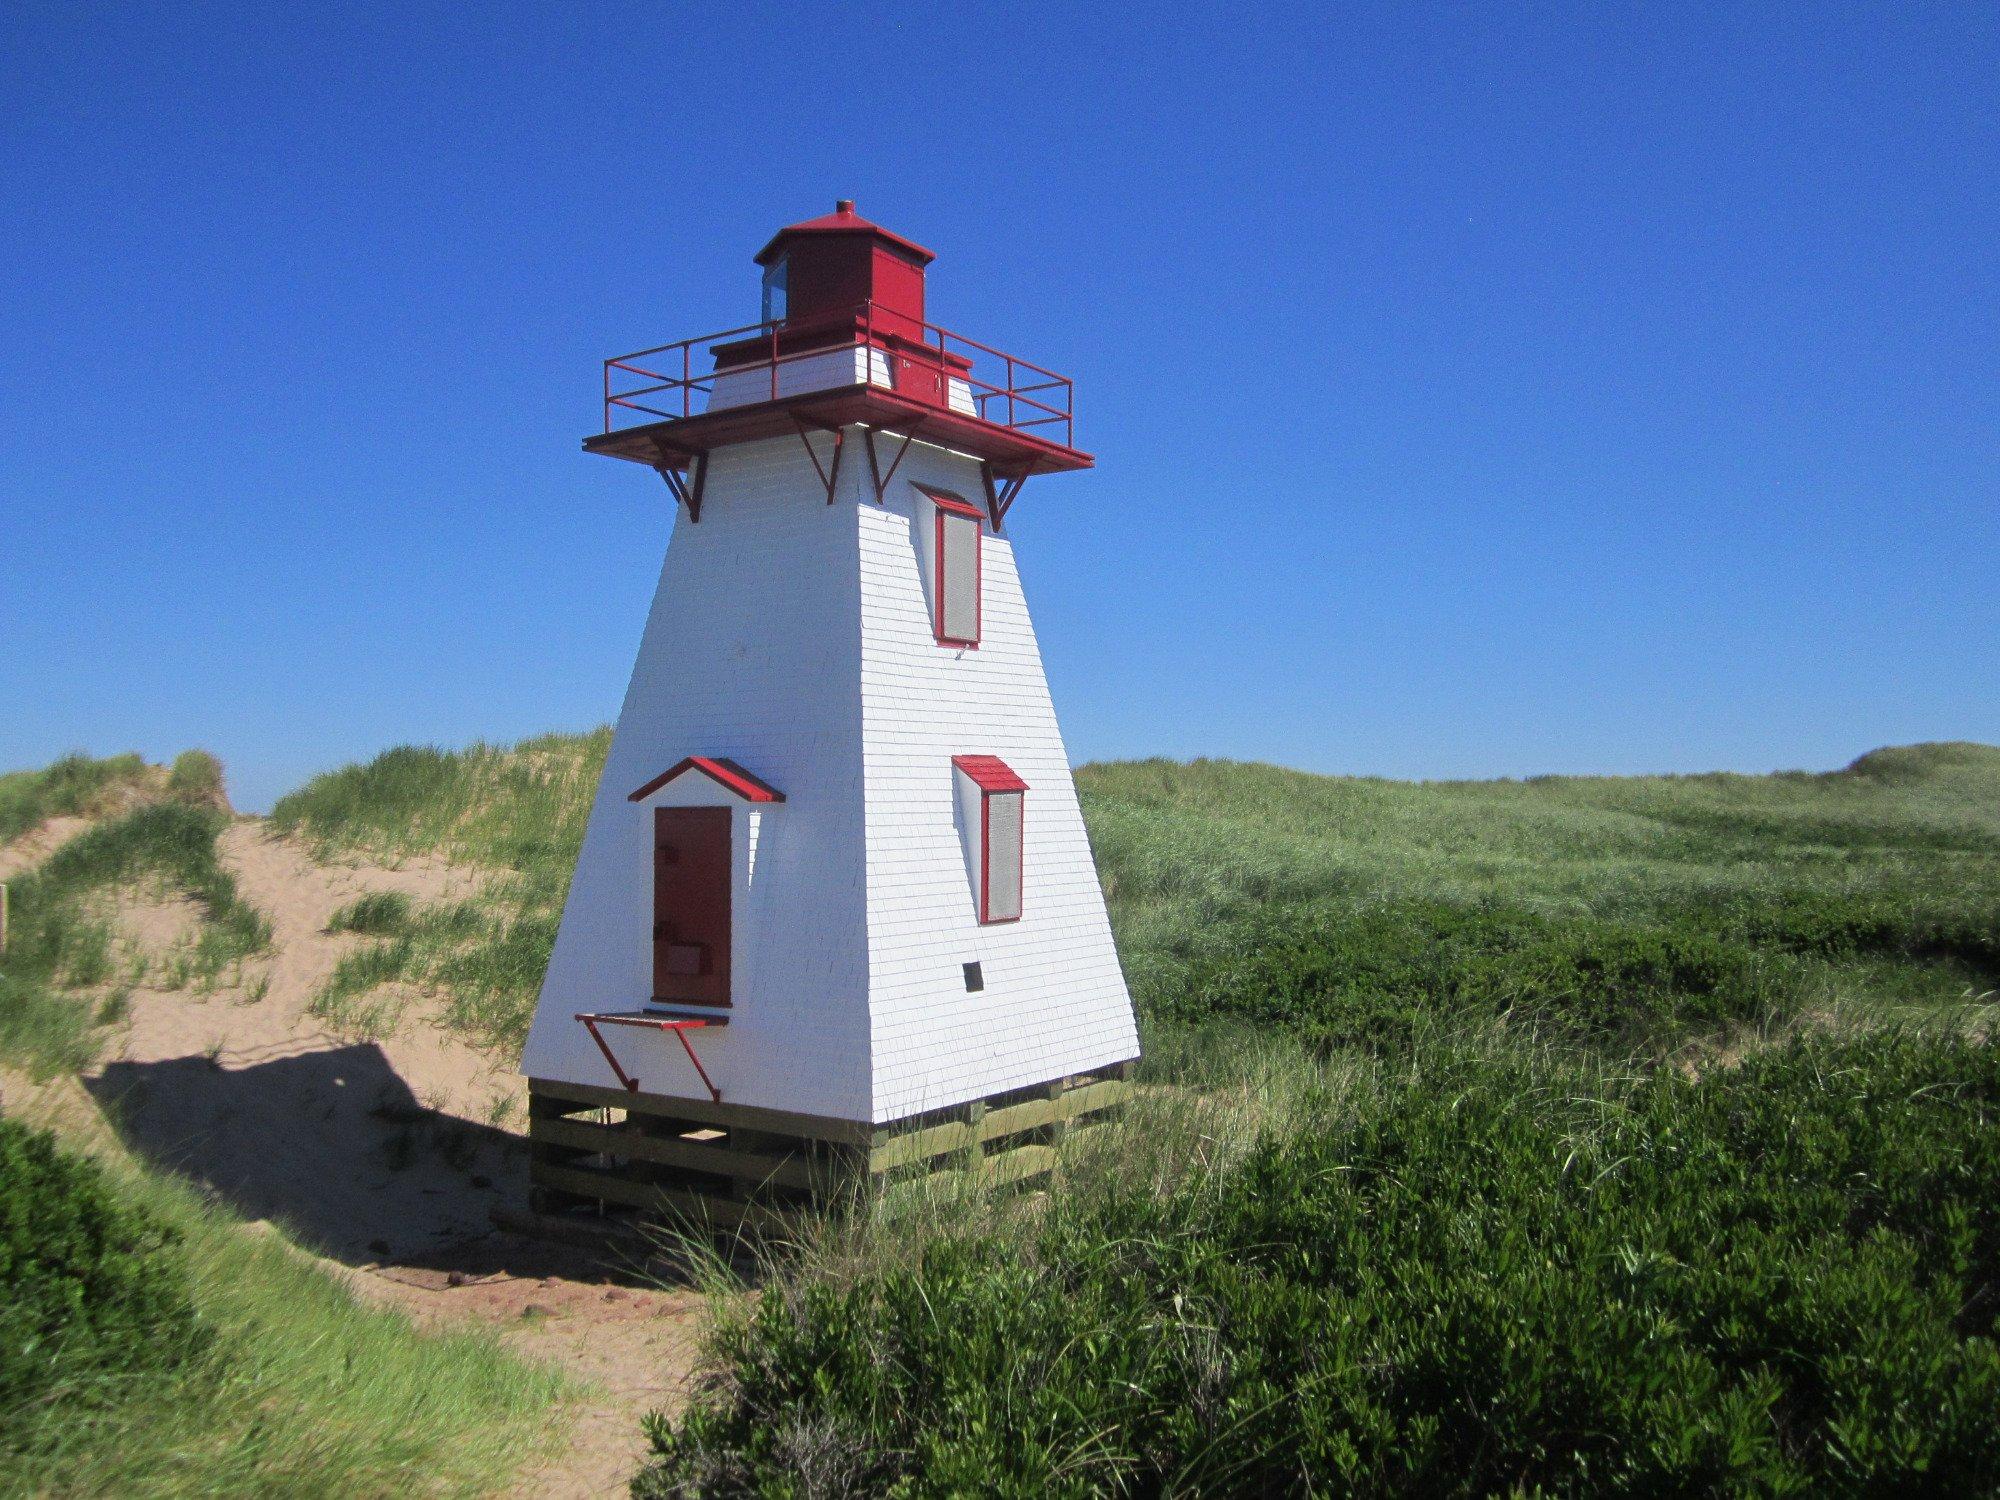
[761,254,788,325]
[928,491,983,646]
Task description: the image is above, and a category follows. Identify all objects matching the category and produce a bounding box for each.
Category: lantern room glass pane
[761,255,788,325]
[985,791,1022,922]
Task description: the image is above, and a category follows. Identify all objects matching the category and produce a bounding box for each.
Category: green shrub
[641,1031,2000,1496]
[0,1119,208,1438]
[1149,900,1797,1052]
[326,891,411,935]
[166,749,225,805]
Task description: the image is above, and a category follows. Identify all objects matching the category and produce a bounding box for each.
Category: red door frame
[978,790,1024,924]
[931,492,983,647]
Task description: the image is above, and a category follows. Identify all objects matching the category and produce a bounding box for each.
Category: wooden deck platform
[526,1062,1136,1230]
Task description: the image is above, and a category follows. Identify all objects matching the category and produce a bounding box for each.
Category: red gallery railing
[602,301,1077,450]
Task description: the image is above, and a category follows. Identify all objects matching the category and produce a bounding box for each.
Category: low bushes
[1134,881,2000,1056]
[0,1119,209,1442]
[1147,900,1798,1050]
[639,1030,2000,1496]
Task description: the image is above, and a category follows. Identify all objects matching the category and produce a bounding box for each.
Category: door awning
[628,756,785,804]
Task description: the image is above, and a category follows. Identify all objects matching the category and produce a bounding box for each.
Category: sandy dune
[8,816,704,1499]
[0,813,92,881]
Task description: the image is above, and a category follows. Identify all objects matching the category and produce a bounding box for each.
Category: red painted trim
[929,491,982,647]
[950,754,1028,792]
[863,420,924,503]
[916,484,982,519]
[628,755,785,804]
[971,789,1024,925]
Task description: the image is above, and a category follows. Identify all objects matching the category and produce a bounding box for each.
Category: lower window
[952,755,1027,924]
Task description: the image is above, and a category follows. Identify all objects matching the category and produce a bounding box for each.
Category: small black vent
[963,962,984,993]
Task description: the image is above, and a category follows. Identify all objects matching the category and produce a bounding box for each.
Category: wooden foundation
[526,1061,1136,1231]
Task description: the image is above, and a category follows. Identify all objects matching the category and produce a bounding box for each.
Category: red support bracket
[791,416,845,504]
[980,461,1034,528]
[650,439,707,523]
[862,420,924,504]
[574,1011,725,1103]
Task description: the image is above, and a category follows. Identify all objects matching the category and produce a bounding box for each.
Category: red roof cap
[952,754,1029,793]
[629,756,785,804]
[755,200,935,268]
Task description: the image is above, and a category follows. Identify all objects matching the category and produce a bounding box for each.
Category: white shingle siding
[706,346,894,412]
[705,345,975,418]
[521,436,873,1120]
[523,428,1138,1125]
[858,443,1136,1121]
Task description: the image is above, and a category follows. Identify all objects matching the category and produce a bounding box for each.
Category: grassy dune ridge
[268,733,2000,1058]
[0,753,568,1495]
[1,794,271,1076]
[1086,743,2000,1050]
[32,735,1995,1492]
[0,752,152,843]
[270,730,610,1048]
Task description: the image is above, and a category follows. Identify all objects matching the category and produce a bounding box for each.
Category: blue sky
[2,2,1994,813]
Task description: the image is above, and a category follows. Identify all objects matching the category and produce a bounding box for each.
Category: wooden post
[1,882,8,956]
[1042,1077,1071,1147]
[962,1099,987,1172]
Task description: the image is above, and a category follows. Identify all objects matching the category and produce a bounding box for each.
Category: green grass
[326,891,412,936]
[272,730,609,1051]
[0,1117,210,1449]
[0,803,272,1076]
[166,748,226,804]
[250,734,2000,1489]
[1081,741,2000,1054]
[0,752,152,843]
[2,1120,570,1496]
[273,735,2000,1062]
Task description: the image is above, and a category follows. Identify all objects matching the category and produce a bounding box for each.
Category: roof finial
[835,199,855,214]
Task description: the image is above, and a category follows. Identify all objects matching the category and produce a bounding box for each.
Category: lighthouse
[519,204,1139,1219]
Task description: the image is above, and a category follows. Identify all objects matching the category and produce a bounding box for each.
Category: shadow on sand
[87,1040,679,1285]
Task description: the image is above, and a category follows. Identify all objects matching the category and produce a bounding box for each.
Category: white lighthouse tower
[520,204,1138,1219]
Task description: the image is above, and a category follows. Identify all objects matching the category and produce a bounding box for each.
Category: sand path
[12,816,702,1498]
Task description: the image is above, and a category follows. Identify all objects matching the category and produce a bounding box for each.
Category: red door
[896,349,947,407]
[653,807,731,1007]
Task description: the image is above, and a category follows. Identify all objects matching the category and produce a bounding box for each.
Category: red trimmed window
[953,755,1026,923]
[926,489,983,646]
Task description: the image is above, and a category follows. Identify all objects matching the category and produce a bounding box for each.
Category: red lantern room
[585,202,1090,521]
[754,199,932,339]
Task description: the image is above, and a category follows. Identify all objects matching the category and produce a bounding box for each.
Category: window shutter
[985,790,1023,922]
[937,508,980,644]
